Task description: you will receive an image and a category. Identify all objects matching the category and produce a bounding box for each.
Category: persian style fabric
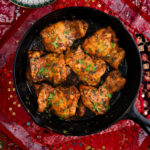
[0,0,150,149]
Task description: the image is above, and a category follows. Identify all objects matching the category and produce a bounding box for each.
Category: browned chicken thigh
[37,84,80,119]
[41,20,88,54]
[65,46,106,86]
[80,71,126,115]
[82,27,125,69]
[28,51,71,85]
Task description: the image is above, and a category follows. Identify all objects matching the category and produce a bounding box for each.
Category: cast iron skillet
[13,7,150,135]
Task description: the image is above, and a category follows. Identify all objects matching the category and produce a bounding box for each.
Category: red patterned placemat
[0,0,150,149]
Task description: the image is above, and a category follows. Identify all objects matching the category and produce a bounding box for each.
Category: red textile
[0,0,150,149]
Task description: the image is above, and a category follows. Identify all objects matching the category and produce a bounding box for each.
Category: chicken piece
[80,71,126,115]
[78,100,86,117]
[37,84,80,119]
[28,51,71,85]
[37,84,54,112]
[65,46,106,86]
[51,86,80,119]
[82,27,125,69]
[41,20,88,54]
[104,46,125,69]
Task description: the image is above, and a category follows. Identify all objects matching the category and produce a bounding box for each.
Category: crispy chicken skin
[80,71,126,115]
[82,27,125,69]
[40,20,88,54]
[37,84,80,119]
[65,46,106,86]
[28,51,71,85]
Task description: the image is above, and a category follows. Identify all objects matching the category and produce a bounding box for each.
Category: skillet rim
[13,6,142,136]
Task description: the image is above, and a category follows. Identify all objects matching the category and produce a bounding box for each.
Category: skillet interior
[13,7,142,135]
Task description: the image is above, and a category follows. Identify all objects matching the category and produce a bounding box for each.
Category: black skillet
[13,7,150,135]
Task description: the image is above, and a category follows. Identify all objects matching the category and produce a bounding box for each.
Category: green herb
[85,67,90,71]
[63,108,67,112]
[98,49,101,53]
[45,75,49,78]
[46,62,51,66]
[37,67,47,77]
[63,130,68,133]
[92,66,96,72]
[53,29,56,34]
[106,54,110,58]
[85,51,88,54]
[64,30,69,35]
[52,41,58,49]
[47,93,54,105]
[47,33,51,38]
[49,93,54,99]
[103,44,106,47]
[78,59,82,64]
[54,102,59,106]
[59,117,64,120]
[106,94,112,98]
[93,102,100,112]
[83,78,88,82]
[111,43,114,48]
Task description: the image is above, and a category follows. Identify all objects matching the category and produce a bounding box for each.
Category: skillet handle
[127,104,150,135]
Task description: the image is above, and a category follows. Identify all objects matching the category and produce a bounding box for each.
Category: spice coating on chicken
[41,20,88,54]
[82,27,125,69]
[65,46,106,86]
[28,51,71,85]
[80,71,126,115]
[37,84,80,119]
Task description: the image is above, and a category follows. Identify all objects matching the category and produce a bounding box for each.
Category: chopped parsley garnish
[93,102,100,112]
[52,41,58,49]
[85,64,92,71]
[111,43,114,48]
[83,78,88,82]
[45,75,49,78]
[106,94,112,98]
[85,51,88,54]
[103,44,106,47]
[46,62,51,66]
[92,66,96,72]
[63,108,67,112]
[78,59,82,64]
[64,30,69,35]
[63,130,68,133]
[54,102,59,106]
[106,54,110,58]
[37,67,47,77]
[53,29,56,34]
[47,33,51,38]
[98,49,101,53]
[47,93,54,106]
